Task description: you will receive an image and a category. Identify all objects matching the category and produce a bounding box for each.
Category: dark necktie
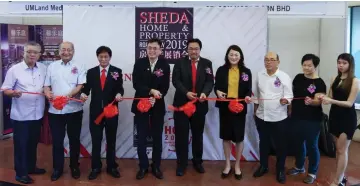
[191,60,197,92]
[101,69,106,90]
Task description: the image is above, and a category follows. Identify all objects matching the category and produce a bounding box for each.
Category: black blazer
[172,56,214,115]
[214,65,252,114]
[82,65,124,119]
[131,57,170,115]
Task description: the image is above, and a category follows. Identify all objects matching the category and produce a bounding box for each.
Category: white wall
[268,17,346,114]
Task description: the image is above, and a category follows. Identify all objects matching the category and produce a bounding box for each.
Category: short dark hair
[147,38,162,47]
[187,38,202,50]
[224,45,245,68]
[96,46,112,57]
[301,54,320,67]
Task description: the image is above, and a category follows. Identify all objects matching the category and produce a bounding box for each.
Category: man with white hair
[1,41,47,184]
[44,41,87,181]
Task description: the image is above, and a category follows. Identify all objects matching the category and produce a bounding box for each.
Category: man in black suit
[132,38,170,180]
[80,46,124,180]
[172,38,214,176]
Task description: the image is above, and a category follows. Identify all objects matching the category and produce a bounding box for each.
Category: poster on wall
[0,24,34,135]
[133,7,194,148]
[135,7,194,65]
[35,25,63,66]
[34,25,63,144]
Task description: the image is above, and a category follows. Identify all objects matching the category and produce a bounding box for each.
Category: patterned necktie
[191,60,197,92]
[101,69,106,90]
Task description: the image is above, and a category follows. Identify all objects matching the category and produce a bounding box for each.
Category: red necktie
[191,60,197,92]
[101,69,106,90]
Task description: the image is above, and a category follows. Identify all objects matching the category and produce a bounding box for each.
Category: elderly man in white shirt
[252,52,293,184]
[1,41,47,184]
[43,41,86,181]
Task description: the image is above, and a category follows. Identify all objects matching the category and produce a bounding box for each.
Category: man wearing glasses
[172,38,214,176]
[132,38,170,180]
[252,52,293,184]
[1,42,47,184]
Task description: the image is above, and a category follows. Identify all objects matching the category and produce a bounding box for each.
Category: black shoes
[88,168,120,180]
[176,166,185,177]
[107,168,121,178]
[253,166,269,177]
[151,164,163,179]
[71,167,80,179]
[136,164,163,180]
[51,170,63,181]
[136,168,148,180]
[193,163,205,173]
[88,168,101,180]
[221,167,232,179]
[276,171,286,184]
[15,176,34,184]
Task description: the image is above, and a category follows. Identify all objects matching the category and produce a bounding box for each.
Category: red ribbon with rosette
[168,99,197,117]
[94,99,119,125]
[94,97,158,125]
[228,99,244,113]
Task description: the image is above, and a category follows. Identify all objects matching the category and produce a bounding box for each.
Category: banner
[34,25,63,144]
[35,25,63,66]
[0,24,34,135]
[135,7,193,64]
[133,7,194,149]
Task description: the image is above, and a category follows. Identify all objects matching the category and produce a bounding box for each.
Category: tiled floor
[0,139,359,186]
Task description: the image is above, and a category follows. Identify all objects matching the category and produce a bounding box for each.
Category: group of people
[1,38,357,186]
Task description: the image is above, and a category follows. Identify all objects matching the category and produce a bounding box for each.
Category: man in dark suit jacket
[81,46,124,180]
[131,38,170,180]
[172,38,214,176]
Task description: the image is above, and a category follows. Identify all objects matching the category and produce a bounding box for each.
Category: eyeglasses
[147,46,159,51]
[26,51,40,55]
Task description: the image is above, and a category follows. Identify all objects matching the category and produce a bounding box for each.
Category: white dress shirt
[252,69,293,122]
[149,58,158,72]
[44,60,87,114]
[100,64,110,76]
[80,65,109,98]
[1,61,47,121]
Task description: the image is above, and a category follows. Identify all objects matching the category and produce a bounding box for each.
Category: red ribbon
[228,99,244,113]
[167,97,307,117]
[94,99,119,125]
[137,99,152,113]
[51,96,69,110]
[94,97,156,125]
[168,99,197,117]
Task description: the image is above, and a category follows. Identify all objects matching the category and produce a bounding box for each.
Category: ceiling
[348,1,360,7]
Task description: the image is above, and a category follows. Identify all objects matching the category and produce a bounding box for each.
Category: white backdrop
[63,6,267,161]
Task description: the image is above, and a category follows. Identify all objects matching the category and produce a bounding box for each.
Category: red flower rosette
[137,98,152,113]
[228,99,244,113]
[95,102,119,125]
[168,100,197,117]
[179,101,196,117]
[51,96,69,110]
[104,104,119,118]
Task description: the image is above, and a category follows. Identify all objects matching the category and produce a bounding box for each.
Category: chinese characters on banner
[135,7,194,64]
[35,25,63,66]
[34,25,63,144]
[0,24,33,135]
